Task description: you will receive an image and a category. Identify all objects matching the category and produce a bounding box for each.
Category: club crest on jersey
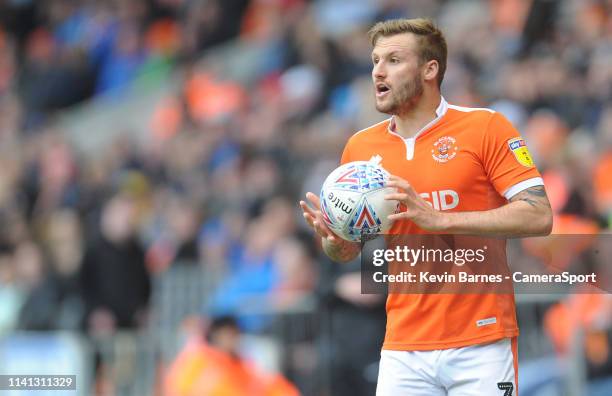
[507,137,534,167]
[431,136,458,163]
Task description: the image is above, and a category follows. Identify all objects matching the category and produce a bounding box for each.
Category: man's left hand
[384,175,447,231]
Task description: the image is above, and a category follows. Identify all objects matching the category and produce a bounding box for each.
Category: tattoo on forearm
[525,186,547,197]
[510,186,551,208]
[520,197,539,207]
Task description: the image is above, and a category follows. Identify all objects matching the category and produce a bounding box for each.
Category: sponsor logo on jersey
[476,317,497,327]
[431,136,458,163]
[507,137,534,167]
[419,190,459,211]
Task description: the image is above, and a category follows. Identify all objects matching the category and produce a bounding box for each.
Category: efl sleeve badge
[507,137,534,167]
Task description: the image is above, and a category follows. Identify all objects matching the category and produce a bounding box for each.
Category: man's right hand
[299,192,341,244]
[300,192,360,262]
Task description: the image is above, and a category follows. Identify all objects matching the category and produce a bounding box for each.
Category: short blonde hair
[368,18,447,87]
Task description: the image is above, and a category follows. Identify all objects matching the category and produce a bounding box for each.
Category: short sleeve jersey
[341,97,543,350]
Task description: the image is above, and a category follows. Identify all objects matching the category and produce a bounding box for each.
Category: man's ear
[423,60,439,83]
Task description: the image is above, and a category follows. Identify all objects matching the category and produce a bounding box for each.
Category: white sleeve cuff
[503,177,545,200]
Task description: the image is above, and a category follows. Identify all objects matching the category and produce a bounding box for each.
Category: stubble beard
[375,76,424,116]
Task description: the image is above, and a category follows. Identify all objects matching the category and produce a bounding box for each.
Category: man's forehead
[372,33,418,55]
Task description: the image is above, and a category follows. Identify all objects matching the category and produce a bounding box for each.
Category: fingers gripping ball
[320,159,399,242]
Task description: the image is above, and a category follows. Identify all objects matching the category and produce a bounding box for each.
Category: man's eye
[390,58,399,63]
[372,58,379,64]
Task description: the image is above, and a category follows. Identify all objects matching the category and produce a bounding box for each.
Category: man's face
[210,326,241,356]
[371,33,424,116]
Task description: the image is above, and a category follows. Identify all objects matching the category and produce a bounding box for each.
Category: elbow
[537,208,553,236]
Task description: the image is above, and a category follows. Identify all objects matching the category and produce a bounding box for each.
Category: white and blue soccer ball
[319,159,398,242]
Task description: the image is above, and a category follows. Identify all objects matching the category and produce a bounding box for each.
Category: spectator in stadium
[95,22,147,96]
[207,197,301,332]
[79,193,151,334]
[16,240,62,330]
[164,315,300,396]
[146,193,202,272]
[541,293,612,396]
[300,18,553,395]
[41,209,85,329]
[317,256,386,396]
[0,243,23,335]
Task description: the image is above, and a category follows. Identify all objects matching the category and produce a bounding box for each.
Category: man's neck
[393,92,442,139]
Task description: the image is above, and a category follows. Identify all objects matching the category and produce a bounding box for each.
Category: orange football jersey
[341,97,543,350]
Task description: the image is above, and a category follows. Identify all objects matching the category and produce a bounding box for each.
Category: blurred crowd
[0,0,610,395]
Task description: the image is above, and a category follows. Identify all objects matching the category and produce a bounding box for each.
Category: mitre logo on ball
[319,157,398,242]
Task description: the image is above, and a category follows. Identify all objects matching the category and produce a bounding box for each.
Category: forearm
[439,200,553,237]
[322,237,361,263]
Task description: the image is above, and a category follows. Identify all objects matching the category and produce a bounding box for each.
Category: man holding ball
[300,18,552,396]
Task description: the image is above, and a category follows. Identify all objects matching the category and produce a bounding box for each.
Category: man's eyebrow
[371,50,402,59]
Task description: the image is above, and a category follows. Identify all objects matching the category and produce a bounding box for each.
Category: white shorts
[376,338,518,396]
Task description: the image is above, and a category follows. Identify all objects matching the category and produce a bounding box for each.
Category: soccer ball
[319,159,398,242]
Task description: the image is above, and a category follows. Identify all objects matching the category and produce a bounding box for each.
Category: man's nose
[373,61,386,79]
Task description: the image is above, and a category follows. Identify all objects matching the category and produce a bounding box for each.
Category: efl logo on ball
[320,159,398,242]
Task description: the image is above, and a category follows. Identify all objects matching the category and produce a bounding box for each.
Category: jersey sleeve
[340,138,353,165]
[481,112,543,199]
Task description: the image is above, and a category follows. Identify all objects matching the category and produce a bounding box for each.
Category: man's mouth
[376,83,390,97]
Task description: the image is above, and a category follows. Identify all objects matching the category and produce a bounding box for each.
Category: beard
[375,75,424,116]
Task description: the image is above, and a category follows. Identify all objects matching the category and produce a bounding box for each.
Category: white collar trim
[388,96,448,139]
